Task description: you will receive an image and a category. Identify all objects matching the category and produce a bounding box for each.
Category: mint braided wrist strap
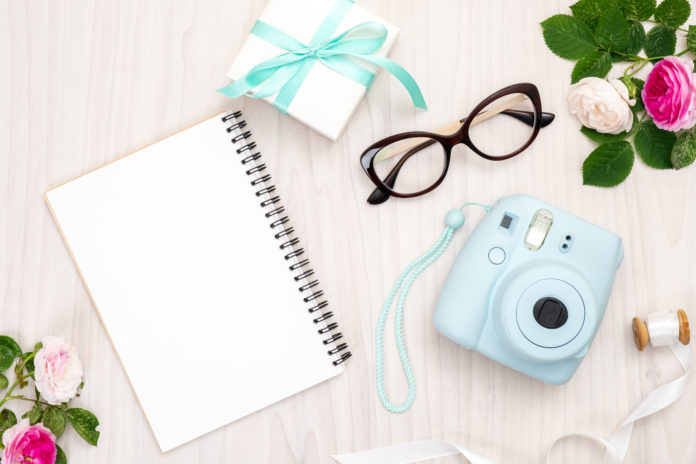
[375,203,491,413]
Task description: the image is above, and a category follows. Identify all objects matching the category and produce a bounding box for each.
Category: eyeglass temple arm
[367,110,555,204]
[499,109,555,128]
[373,112,554,165]
[373,92,554,165]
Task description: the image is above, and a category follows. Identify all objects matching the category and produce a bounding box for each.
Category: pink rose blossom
[1,419,56,464]
[643,56,696,132]
[35,336,83,405]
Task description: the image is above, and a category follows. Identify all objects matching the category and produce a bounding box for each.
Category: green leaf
[595,6,630,51]
[0,346,16,373]
[25,356,34,377]
[0,337,22,358]
[634,122,676,169]
[687,26,696,55]
[631,78,645,112]
[0,337,21,373]
[671,131,696,169]
[22,402,43,425]
[618,0,657,20]
[571,0,616,30]
[654,0,690,28]
[580,114,638,142]
[0,374,7,390]
[541,14,597,59]
[623,21,646,54]
[66,408,100,446]
[55,445,67,464]
[581,126,631,143]
[644,25,676,58]
[583,141,635,186]
[571,51,613,82]
[0,409,17,431]
[42,406,66,438]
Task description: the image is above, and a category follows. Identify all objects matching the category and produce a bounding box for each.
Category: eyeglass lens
[468,92,536,158]
[372,136,446,196]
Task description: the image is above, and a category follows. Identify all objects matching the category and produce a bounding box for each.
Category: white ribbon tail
[333,344,691,464]
[331,440,497,464]
[602,343,692,463]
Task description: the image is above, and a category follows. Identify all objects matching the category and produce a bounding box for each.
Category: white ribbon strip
[601,343,691,464]
[332,344,692,464]
[332,440,495,464]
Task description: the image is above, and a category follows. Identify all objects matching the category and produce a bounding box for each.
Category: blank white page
[45,113,343,452]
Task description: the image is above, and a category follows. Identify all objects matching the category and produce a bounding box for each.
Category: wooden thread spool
[632,309,690,351]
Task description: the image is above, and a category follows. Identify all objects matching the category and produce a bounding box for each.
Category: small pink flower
[643,56,696,131]
[35,336,83,405]
[1,419,57,464]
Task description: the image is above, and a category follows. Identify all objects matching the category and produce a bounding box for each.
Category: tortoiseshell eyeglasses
[360,83,555,204]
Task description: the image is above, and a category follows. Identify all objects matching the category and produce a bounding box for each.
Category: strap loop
[375,203,490,413]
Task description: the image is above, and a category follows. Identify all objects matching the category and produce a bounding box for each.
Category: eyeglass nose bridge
[433,121,470,152]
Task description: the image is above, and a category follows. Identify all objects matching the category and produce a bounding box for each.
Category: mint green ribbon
[217,0,426,114]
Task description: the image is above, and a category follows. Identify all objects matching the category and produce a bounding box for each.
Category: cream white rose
[567,77,635,134]
[34,335,84,405]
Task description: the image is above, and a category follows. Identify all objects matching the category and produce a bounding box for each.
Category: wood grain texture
[1,0,695,462]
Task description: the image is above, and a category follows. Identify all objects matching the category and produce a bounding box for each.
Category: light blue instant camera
[434,194,623,384]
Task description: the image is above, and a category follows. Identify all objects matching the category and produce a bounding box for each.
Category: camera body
[434,194,623,384]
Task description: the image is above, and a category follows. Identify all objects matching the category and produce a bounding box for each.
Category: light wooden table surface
[2,1,695,462]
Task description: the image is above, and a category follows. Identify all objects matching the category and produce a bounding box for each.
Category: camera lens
[533,297,568,329]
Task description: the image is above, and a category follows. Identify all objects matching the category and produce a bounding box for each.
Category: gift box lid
[227,0,399,140]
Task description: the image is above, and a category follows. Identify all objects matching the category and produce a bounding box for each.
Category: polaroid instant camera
[434,194,623,384]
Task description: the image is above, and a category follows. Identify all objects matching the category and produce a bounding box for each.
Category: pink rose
[643,56,696,131]
[35,336,83,405]
[1,419,57,464]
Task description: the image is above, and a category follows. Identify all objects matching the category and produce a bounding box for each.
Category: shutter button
[488,247,506,265]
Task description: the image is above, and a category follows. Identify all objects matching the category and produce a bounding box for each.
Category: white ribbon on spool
[646,310,681,347]
[332,319,692,464]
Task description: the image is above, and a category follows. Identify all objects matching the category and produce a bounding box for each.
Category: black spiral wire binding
[222,111,351,366]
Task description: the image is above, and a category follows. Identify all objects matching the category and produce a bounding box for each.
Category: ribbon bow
[218,0,426,114]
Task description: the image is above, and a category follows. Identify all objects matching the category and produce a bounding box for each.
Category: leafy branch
[0,335,100,463]
[541,0,696,186]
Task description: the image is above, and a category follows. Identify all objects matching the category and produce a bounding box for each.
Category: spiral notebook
[45,111,350,452]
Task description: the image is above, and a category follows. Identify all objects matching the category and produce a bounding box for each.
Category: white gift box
[226,0,399,140]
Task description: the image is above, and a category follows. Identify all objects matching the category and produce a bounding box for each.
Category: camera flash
[525,209,553,251]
